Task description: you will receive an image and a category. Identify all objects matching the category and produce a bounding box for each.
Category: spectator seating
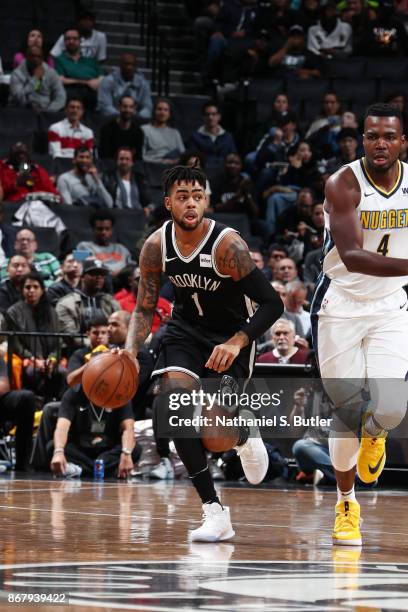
[322,57,367,80]
[332,78,377,111]
[208,212,251,241]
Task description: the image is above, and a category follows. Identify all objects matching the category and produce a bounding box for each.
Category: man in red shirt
[0,142,59,202]
[257,318,309,364]
[115,265,171,333]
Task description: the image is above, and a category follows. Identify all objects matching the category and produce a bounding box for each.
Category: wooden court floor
[0,476,408,611]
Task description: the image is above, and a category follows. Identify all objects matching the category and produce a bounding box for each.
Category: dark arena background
[0,0,408,610]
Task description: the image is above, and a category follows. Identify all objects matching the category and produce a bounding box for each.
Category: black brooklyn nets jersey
[161,219,253,334]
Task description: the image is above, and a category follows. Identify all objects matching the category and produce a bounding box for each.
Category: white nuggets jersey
[322,157,408,300]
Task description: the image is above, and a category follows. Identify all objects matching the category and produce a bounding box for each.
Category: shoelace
[336,507,359,531]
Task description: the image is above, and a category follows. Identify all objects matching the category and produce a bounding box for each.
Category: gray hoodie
[97,67,152,119]
[10,61,66,111]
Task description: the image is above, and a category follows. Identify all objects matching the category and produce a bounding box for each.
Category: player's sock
[337,486,356,503]
[363,413,385,437]
[236,425,249,447]
[174,438,221,505]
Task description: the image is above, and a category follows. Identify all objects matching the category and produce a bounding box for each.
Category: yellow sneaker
[332,500,362,546]
[357,413,387,484]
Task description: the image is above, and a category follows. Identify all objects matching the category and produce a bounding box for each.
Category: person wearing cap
[51,11,107,63]
[55,258,119,350]
[307,2,352,58]
[267,24,321,78]
[76,210,132,276]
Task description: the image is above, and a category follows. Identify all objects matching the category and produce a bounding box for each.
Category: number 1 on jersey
[191,292,204,316]
[377,234,390,257]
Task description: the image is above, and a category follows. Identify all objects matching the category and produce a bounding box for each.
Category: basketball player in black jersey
[125,166,283,542]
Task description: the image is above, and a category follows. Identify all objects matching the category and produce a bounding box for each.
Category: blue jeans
[266,190,297,236]
[292,438,336,485]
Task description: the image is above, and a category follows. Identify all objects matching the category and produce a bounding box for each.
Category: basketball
[82,352,139,409]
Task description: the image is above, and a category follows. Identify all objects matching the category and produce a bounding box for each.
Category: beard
[172,212,204,232]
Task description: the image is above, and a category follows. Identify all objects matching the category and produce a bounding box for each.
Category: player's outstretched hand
[205,343,240,373]
[110,348,140,374]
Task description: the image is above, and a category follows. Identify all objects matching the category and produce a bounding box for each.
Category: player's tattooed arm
[216,232,255,281]
[125,231,162,357]
[206,231,283,373]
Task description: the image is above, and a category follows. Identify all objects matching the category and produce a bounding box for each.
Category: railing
[135,0,170,96]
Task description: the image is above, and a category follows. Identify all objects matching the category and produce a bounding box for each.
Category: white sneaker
[234,409,268,485]
[190,503,235,542]
[149,457,175,480]
[65,463,82,478]
[313,469,324,486]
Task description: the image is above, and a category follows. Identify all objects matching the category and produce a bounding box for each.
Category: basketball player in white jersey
[311,103,408,546]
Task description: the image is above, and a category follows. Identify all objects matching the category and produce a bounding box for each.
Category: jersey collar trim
[360,157,403,198]
[171,219,215,263]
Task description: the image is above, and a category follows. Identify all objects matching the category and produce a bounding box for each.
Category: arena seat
[365,58,408,81]
[286,78,330,104]
[323,57,367,80]
[378,79,408,102]
[109,208,146,255]
[249,79,285,123]
[208,212,251,240]
[332,78,377,108]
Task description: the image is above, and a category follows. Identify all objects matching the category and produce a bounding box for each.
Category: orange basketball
[82,352,139,409]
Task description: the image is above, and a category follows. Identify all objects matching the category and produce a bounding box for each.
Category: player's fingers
[205,348,218,369]
[217,353,233,373]
[211,348,225,371]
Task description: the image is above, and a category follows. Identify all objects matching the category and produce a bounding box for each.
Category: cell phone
[73,249,91,261]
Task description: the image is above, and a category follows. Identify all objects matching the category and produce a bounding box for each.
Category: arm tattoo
[217,234,255,280]
[125,238,162,355]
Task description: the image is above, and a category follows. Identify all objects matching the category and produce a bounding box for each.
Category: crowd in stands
[0,0,406,484]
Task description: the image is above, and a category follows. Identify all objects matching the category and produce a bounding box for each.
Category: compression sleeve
[237,267,284,343]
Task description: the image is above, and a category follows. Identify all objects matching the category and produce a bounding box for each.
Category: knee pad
[369,378,408,431]
[328,434,359,472]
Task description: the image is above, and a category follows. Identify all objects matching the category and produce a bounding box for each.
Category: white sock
[337,486,356,503]
[364,414,384,438]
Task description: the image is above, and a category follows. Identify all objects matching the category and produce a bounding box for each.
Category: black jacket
[0,280,21,314]
[102,164,151,209]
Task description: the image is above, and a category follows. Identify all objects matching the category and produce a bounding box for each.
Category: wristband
[121,448,132,455]
[53,448,65,455]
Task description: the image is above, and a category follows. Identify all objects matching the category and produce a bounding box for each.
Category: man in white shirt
[51,11,107,62]
[307,2,352,58]
[48,97,94,159]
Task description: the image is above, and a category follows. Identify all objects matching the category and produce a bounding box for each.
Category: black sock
[173,437,220,504]
[159,387,222,505]
[237,425,249,447]
[191,466,222,506]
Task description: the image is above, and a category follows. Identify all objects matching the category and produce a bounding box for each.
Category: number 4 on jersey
[377,234,390,256]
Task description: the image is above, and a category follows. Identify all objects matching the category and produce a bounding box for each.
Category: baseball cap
[289,25,304,35]
[82,259,109,275]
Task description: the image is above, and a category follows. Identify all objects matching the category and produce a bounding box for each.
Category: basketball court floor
[0,476,407,611]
